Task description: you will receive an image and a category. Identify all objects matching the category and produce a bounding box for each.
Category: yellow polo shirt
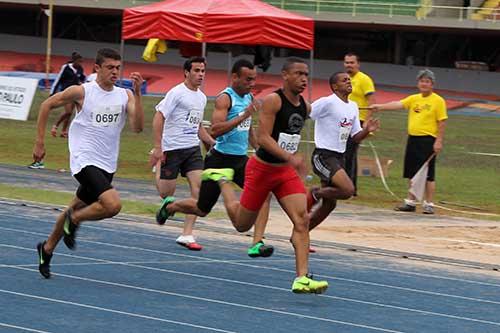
[348,71,375,121]
[400,92,448,137]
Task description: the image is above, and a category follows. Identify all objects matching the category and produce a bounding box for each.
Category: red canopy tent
[121,0,315,97]
[122,0,314,50]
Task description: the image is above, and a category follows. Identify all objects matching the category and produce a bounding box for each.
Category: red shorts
[240,156,306,211]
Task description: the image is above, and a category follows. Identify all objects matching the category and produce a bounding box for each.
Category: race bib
[339,125,352,144]
[278,132,301,153]
[185,108,202,128]
[237,112,251,131]
[91,105,122,127]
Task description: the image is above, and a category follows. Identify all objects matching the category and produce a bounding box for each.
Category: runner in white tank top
[32,48,144,279]
[68,80,129,175]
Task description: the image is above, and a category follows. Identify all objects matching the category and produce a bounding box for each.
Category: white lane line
[0,288,236,333]
[1,258,296,268]
[2,224,500,305]
[5,244,500,328]
[3,266,406,333]
[424,237,500,248]
[2,227,500,306]
[0,323,53,333]
[5,258,500,306]
[312,257,500,287]
[2,213,499,288]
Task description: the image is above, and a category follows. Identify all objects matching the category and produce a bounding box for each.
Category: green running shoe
[292,274,328,294]
[247,241,274,258]
[156,196,175,225]
[201,168,234,182]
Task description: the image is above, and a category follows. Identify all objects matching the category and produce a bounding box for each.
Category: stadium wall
[0,33,499,95]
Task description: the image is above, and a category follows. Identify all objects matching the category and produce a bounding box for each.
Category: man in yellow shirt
[370,69,447,214]
[344,53,376,195]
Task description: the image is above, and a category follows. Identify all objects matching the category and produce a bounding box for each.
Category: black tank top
[256,89,307,163]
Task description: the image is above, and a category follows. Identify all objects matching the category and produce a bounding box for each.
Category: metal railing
[263,0,500,22]
[112,0,500,22]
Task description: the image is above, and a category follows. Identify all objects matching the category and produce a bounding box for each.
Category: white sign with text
[0,76,38,121]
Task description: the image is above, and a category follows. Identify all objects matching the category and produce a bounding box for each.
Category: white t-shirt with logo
[156,83,207,151]
[310,93,362,153]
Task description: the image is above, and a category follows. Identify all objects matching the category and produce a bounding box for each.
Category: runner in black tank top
[256,89,308,163]
[199,58,329,294]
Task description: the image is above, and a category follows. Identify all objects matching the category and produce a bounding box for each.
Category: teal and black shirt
[214,87,253,156]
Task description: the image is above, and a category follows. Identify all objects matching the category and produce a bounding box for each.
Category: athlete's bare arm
[258,93,307,175]
[33,85,84,162]
[126,72,144,133]
[369,101,403,112]
[210,94,258,138]
[150,111,165,166]
[198,124,215,148]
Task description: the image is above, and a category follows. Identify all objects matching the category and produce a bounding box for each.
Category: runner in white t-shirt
[308,72,379,230]
[32,48,144,279]
[150,57,215,251]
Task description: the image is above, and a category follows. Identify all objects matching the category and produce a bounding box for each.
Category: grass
[0,183,158,216]
[1,90,499,219]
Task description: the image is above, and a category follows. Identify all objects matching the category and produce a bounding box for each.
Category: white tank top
[68,81,129,175]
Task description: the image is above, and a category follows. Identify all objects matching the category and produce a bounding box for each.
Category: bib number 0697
[95,113,120,123]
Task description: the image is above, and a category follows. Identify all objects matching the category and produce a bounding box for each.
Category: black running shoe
[63,208,78,250]
[37,241,53,279]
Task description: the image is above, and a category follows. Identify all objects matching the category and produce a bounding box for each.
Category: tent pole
[202,42,207,58]
[119,39,125,86]
[44,0,54,90]
[227,50,232,85]
[201,42,207,91]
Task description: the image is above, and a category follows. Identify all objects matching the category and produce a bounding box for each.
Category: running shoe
[201,168,234,182]
[309,246,317,253]
[63,208,78,250]
[176,235,202,251]
[394,203,416,212]
[247,241,274,258]
[37,241,53,279]
[422,201,435,215]
[156,196,175,225]
[292,274,328,294]
[28,161,45,169]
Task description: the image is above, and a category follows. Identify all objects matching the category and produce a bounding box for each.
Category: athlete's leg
[252,194,271,244]
[277,193,309,277]
[309,169,353,230]
[314,168,355,201]
[43,196,87,254]
[219,180,260,232]
[71,188,122,223]
[182,169,202,236]
[309,197,337,231]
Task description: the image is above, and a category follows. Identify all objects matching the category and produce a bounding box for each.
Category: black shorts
[74,165,114,205]
[311,148,345,185]
[160,146,204,180]
[404,135,436,181]
[197,149,248,214]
